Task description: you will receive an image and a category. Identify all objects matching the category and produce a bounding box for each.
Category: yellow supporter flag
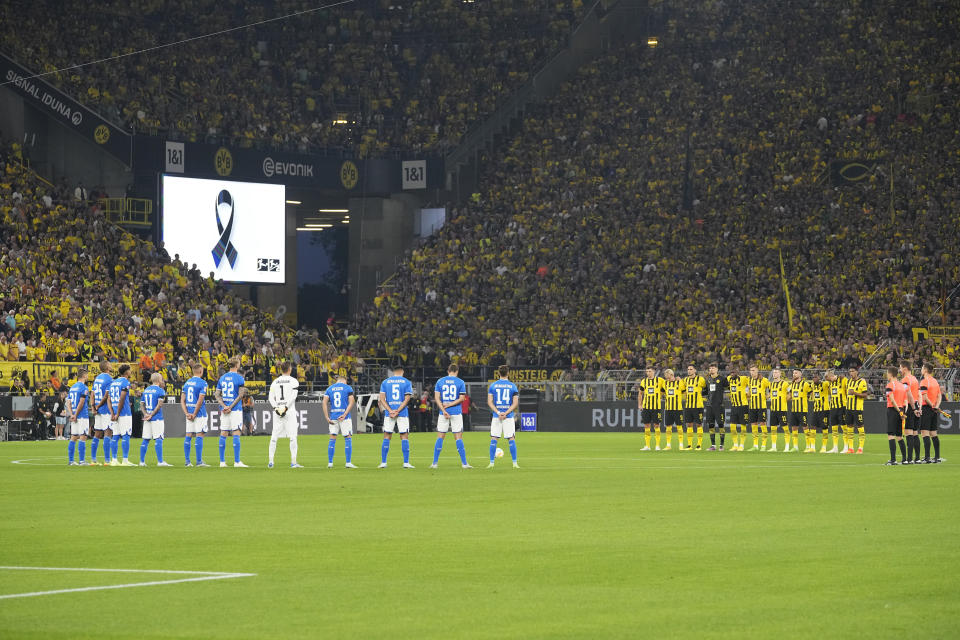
[779,248,795,334]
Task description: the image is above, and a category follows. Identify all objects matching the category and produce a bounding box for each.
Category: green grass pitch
[1,432,958,639]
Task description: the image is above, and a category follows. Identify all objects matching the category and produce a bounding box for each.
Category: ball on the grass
[495,447,505,458]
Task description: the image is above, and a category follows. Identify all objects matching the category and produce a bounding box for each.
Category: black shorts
[887,407,904,437]
[920,405,938,431]
[904,406,920,431]
[829,407,845,427]
[641,408,662,425]
[846,409,864,426]
[731,406,748,424]
[748,408,766,424]
[789,411,807,428]
[664,409,682,426]
[813,410,829,430]
[683,408,703,425]
[769,410,787,427]
[704,406,724,429]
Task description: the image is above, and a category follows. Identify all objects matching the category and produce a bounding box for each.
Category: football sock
[719,431,725,446]
[122,434,131,459]
[709,432,716,446]
[289,436,298,464]
[831,426,839,448]
[232,435,241,463]
[103,436,112,463]
[328,438,336,464]
[433,437,443,464]
[760,425,768,448]
[154,438,163,463]
[932,435,940,459]
[687,426,694,447]
[269,437,278,464]
[140,439,149,463]
[195,437,204,464]
[769,431,778,450]
[78,440,86,463]
[91,437,100,462]
[218,435,227,463]
[856,426,865,450]
[898,439,907,462]
[923,436,931,460]
[455,439,467,465]
[791,431,799,448]
[489,438,498,463]
[381,438,391,464]
[888,439,896,461]
[344,437,352,463]
[111,434,120,459]
[913,435,921,461]
[184,436,192,464]
[644,427,651,448]
[654,428,662,448]
[509,439,517,462]
[68,440,75,463]
[401,439,409,464]
[696,426,703,447]
[751,426,758,448]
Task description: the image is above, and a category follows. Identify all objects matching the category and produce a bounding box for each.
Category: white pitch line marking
[0,566,255,600]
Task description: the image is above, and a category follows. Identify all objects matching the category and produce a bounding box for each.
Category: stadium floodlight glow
[340,220,350,224]
[318,208,349,213]
[332,119,349,125]
[305,223,333,228]
[296,227,324,231]
[285,200,301,205]
[647,36,659,48]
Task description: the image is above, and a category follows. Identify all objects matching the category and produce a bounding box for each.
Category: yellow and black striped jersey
[639,377,666,410]
[844,377,867,412]
[727,374,751,407]
[769,380,789,412]
[826,377,847,410]
[789,379,812,413]
[748,376,770,410]
[683,375,706,409]
[811,381,828,412]
[663,378,684,411]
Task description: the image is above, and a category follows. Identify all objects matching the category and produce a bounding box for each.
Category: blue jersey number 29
[441,383,457,401]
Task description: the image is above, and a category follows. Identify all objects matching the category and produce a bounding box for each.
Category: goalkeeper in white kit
[268,362,302,468]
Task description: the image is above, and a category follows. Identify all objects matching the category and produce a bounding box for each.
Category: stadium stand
[353,0,960,370]
[0,0,586,156]
[0,143,355,393]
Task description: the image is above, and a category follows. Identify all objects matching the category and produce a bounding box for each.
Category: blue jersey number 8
[333,391,342,408]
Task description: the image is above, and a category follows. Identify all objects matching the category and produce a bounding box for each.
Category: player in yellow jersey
[727,367,751,451]
[788,369,813,452]
[747,365,771,451]
[683,365,707,450]
[843,366,868,454]
[824,371,846,453]
[767,369,790,452]
[638,367,666,451]
[810,372,830,453]
[661,369,685,450]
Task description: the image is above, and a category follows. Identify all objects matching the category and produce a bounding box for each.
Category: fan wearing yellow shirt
[843,367,868,454]
[726,367,750,451]
[823,371,846,453]
[661,369,685,451]
[747,366,771,451]
[682,365,706,450]
[788,369,813,452]
[767,369,790,451]
[638,367,665,451]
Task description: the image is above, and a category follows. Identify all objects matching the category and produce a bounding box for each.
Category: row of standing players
[634,362,947,464]
[60,360,522,470]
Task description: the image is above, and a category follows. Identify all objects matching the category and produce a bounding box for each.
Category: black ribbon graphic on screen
[212,189,238,268]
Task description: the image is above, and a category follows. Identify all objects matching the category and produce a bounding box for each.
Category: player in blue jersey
[139,373,171,466]
[487,365,520,469]
[431,363,471,469]
[90,361,114,465]
[378,363,415,469]
[181,363,210,467]
[216,358,248,468]
[323,374,357,468]
[66,368,90,466]
[107,364,135,466]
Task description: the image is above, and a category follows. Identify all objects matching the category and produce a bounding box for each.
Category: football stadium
[1,0,959,637]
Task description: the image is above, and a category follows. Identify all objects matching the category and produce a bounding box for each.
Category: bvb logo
[214,147,234,177]
[340,160,358,190]
[93,125,110,145]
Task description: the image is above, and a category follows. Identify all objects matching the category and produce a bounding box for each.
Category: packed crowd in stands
[0,143,357,395]
[0,0,585,157]
[355,0,960,371]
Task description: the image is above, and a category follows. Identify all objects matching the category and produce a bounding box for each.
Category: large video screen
[162,175,286,283]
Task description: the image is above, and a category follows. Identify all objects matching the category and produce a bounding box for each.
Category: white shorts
[328,418,353,436]
[271,412,299,438]
[94,414,111,431]
[69,418,89,437]
[383,416,410,434]
[185,415,208,434]
[113,415,133,436]
[219,410,242,430]
[437,414,464,433]
[142,419,165,440]
[491,417,516,439]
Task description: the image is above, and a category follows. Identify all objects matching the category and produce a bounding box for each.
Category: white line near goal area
[0,566,256,600]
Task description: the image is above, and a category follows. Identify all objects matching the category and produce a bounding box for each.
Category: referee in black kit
[704,363,728,450]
